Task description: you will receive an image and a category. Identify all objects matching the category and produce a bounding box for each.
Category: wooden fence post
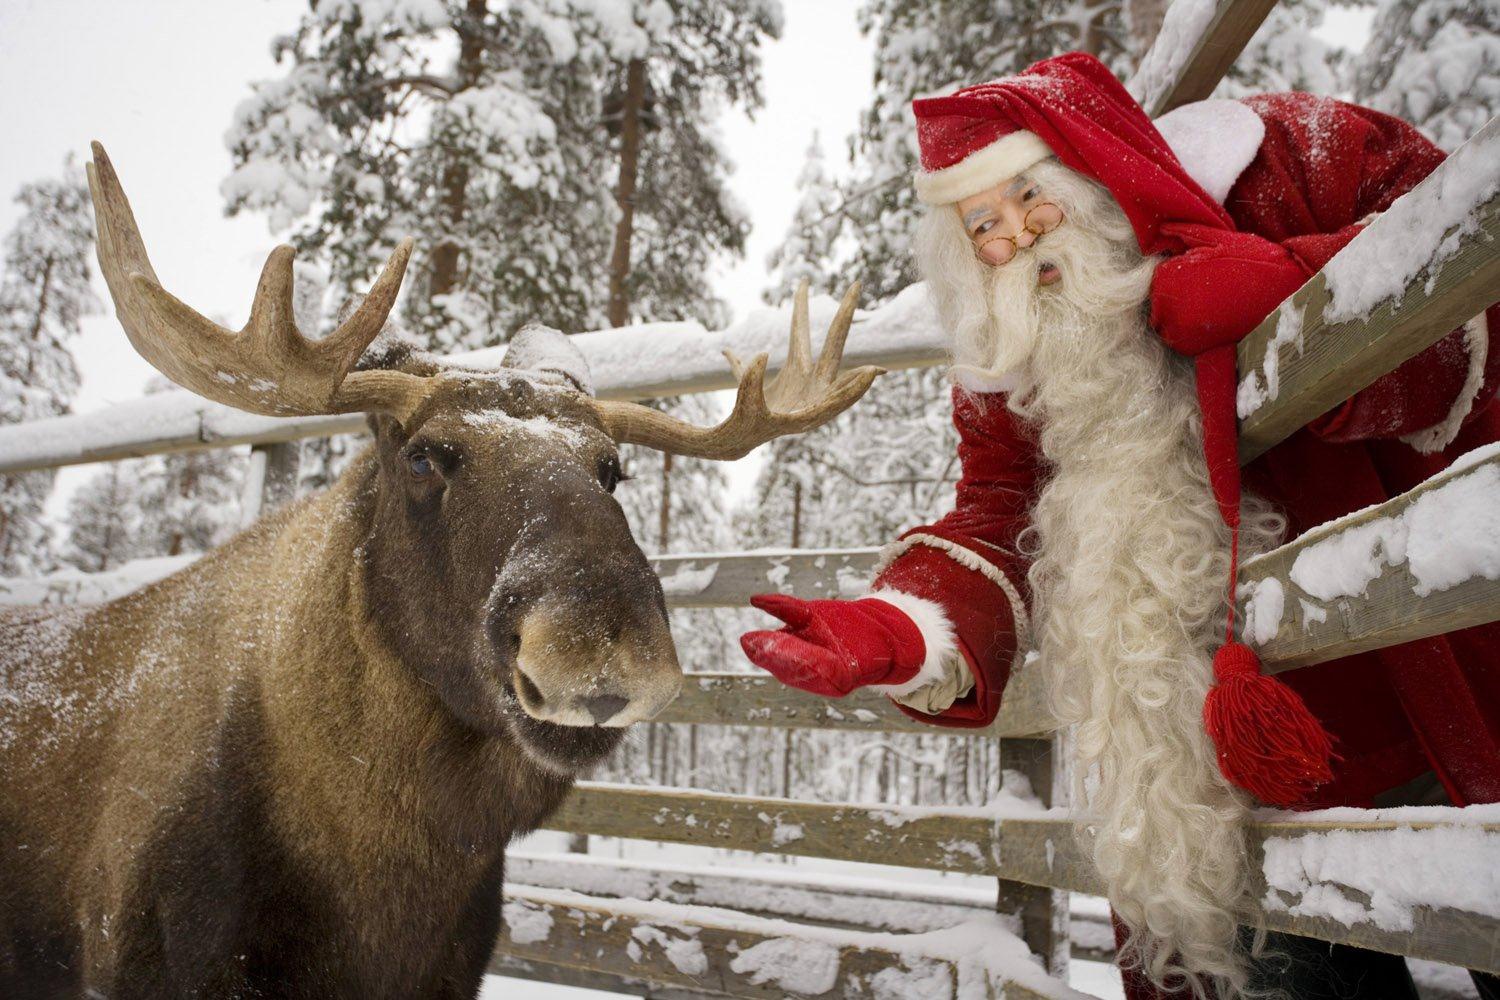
[998,733,1071,975]
[240,441,301,528]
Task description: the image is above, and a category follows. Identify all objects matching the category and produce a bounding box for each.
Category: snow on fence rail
[504,853,998,935]
[1130,0,1278,116]
[1236,118,1500,463]
[505,853,1116,964]
[543,785,1500,975]
[1239,445,1500,669]
[0,283,946,476]
[492,885,1069,1000]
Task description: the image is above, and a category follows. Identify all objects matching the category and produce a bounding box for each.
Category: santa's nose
[1015,229,1037,249]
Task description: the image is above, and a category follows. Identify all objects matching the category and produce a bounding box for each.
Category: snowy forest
[2,0,1497,812]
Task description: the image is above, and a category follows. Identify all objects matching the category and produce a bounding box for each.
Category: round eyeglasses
[974,203,1065,266]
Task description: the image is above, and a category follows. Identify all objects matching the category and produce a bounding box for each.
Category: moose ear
[503,323,595,397]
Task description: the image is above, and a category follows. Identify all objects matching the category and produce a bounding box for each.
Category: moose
[0,144,878,999]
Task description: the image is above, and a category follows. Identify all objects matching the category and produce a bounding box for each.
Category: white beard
[916,162,1284,996]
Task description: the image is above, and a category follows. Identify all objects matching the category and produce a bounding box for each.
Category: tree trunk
[427,0,488,298]
[780,730,792,796]
[657,451,672,551]
[790,480,802,548]
[1086,0,1122,57]
[23,256,54,381]
[99,470,120,571]
[1125,0,1170,58]
[607,58,647,328]
[688,724,698,786]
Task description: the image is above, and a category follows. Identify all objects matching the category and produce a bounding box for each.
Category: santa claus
[740,53,1500,998]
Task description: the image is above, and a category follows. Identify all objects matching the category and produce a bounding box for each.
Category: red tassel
[1203,642,1335,807]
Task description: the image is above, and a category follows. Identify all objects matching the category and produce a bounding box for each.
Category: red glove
[1150,222,1312,356]
[739,594,926,698]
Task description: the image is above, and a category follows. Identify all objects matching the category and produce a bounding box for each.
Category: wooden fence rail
[1131,0,1278,116]
[544,784,1500,974]
[1241,447,1500,669]
[1236,119,1500,463]
[505,853,998,935]
[493,885,1066,1000]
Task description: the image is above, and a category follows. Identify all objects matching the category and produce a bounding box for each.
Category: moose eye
[406,449,435,479]
[597,456,626,493]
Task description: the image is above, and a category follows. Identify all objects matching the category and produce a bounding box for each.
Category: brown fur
[0,365,677,998]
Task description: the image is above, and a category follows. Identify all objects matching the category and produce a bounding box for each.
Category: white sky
[0,0,874,512]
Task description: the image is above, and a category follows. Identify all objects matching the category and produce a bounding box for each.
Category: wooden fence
[3,0,1499,994]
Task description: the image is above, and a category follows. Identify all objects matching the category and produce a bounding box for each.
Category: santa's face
[953,175,1065,284]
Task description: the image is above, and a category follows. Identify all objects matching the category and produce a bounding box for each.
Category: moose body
[2,468,576,998]
[0,145,877,998]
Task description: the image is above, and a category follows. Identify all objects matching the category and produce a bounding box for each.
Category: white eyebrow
[1003,175,1031,198]
[962,207,991,228]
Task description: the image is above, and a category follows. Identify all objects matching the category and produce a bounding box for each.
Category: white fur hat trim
[914,130,1053,205]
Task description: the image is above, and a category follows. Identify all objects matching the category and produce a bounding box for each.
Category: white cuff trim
[914,131,1053,205]
[1401,314,1489,455]
[1153,99,1264,205]
[950,365,1022,395]
[861,590,958,698]
[875,532,1031,646]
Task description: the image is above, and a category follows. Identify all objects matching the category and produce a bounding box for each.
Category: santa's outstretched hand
[739,594,927,698]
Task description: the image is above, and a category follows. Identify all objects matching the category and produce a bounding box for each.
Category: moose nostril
[515,670,545,709]
[581,694,629,726]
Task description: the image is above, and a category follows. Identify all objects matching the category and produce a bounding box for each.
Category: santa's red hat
[911,53,1335,808]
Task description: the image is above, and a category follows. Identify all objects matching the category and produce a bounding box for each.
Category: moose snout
[501,599,682,728]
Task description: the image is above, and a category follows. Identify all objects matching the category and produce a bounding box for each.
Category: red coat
[876,93,1500,810]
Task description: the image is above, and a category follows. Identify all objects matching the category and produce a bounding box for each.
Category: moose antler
[87,142,433,424]
[593,282,882,460]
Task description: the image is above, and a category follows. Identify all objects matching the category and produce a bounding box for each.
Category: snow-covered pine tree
[0,161,98,575]
[131,378,247,559]
[1213,0,1339,99]
[61,462,144,573]
[1353,0,1500,151]
[224,0,775,559]
[225,0,777,347]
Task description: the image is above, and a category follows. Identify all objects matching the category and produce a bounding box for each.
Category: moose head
[86,143,879,775]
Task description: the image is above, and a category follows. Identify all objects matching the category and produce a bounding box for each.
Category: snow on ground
[1410,959,1483,999]
[482,963,1124,1000]
[479,976,629,998]
[497,832,1128,996]
[0,554,193,606]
